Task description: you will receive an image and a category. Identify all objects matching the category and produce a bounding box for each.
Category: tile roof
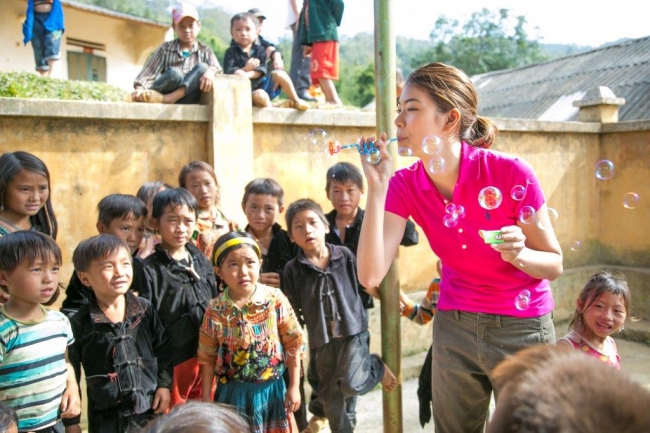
[472,36,650,122]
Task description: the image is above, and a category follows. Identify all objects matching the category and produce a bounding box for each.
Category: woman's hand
[491,225,526,264]
[359,132,394,188]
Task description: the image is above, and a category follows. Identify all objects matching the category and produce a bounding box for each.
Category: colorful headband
[213,237,261,265]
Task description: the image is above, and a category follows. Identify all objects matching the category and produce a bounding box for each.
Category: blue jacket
[23,0,65,45]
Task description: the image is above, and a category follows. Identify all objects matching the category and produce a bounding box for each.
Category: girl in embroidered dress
[198,231,304,433]
[179,161,237,260]
[557,270,631,369]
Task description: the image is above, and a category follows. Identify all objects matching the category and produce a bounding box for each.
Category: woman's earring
[0,200,3,212]
[620,325,625,332]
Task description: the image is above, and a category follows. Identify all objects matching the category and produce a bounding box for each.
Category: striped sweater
[0,306,73,432]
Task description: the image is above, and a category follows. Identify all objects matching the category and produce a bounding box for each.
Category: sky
[198,0,649,47]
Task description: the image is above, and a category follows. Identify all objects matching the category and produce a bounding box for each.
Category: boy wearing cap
[131,2,222,104]
[247,8,284,72]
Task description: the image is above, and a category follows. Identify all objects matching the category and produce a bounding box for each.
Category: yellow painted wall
[0,115,207,282]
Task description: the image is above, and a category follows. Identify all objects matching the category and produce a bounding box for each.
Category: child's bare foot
[381,362,398,393]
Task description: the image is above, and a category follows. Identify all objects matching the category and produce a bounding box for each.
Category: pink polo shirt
[386,142,553,317]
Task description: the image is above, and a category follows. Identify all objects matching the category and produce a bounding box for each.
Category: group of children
[0,151,405,433]
[129,2,324,110]
[0,147,638,433]
[23,1,344,110]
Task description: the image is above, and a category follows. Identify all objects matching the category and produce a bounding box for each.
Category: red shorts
[310,41,339,84]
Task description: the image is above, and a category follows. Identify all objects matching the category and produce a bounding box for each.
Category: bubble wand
[327,137,398,164]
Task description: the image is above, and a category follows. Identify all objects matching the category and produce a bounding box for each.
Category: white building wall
[0,0,169,90]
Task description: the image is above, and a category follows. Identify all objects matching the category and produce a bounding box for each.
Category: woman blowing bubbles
[357,62,563,433]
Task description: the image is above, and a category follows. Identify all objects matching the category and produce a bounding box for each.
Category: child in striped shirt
[0,231,80,432]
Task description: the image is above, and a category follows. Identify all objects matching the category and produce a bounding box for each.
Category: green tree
[336,34,377,106]
[412,8,548,76]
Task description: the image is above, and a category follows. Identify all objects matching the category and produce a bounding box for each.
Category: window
[67,51,106,82]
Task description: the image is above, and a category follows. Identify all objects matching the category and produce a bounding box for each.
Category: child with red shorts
[298,0,344,108]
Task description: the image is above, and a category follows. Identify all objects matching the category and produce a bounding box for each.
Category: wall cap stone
[0,97,210,122]
[252,107,377,127]
[573,86,626,108]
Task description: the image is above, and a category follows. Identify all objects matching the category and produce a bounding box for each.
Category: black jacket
[283,244,367,350]
[61,253,144,318]
[140,243,218,365]
[325,207,419,308]
[66,291,173,427]
[223,40,268,91]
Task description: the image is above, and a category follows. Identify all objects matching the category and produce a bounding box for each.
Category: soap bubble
[442,213,458,228]
[444,203,466,220]
[398,147,413,157]
[514,290,531,310]
[304,128,328,147]
[468,147,481,161]
[422,135,442,155]
[444,203,457,215]
[570,241,582,251]
[427,157,446,174]
[622,192,640,209]
[303,128,331,167]
[595,160,615,180]
[518,206,536,224]
[366,148,381,164]
[478,186,503,210]
[511,185,526,201]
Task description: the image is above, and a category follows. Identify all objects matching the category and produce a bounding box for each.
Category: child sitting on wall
[131,2,222,104]
[224,12,309,110]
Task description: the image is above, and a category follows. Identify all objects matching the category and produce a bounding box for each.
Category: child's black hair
[212,231,261,268]
[0,401,18,432]
[136,181,172,208]
[97,194,148,227]
[72,234,131,273]
[151,188,199,219]
[0,231,62,291]
[568,270,632,331]
[178,161,221,206]
[285,198,328,234]
[0,151,58,239]
[230,12,257,29]
[139,401,249,433]
[325,162,364,192]
[242,178,284,208]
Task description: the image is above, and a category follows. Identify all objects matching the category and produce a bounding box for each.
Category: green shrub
[0,72,128,101]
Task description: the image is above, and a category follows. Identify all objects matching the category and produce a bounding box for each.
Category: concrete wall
[0,0,168,89]
[1,77,649,324]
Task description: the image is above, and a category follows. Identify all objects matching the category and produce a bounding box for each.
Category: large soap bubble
[478,186,503,210]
